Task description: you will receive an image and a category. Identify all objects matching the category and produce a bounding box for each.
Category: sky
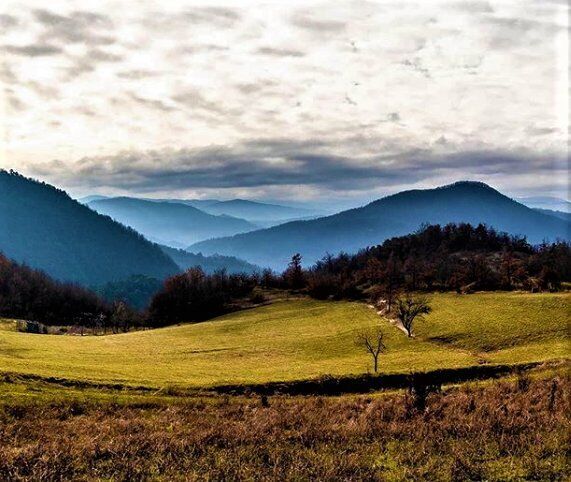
[0,0,568,209]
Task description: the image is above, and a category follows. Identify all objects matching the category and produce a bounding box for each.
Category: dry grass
[0,372,568,481]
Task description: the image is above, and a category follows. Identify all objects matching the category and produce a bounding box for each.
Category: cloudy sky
[0,0,568,208]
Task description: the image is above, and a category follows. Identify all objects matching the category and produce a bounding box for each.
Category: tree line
[0,223,569,332]
[301,223,570,302]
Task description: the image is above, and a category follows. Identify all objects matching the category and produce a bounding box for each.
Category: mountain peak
[439,180,496,191]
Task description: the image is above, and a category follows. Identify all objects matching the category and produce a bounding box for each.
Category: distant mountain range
[0,171,263,285]
[80,195,322,227]
[159,245,259,274]
[189,181,571,270]
[518,196,570,213]
[0,171,178,285]
[191,199,321,222]
[87,197,257,247]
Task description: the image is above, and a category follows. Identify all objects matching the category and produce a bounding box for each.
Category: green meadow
[0,292,568,389]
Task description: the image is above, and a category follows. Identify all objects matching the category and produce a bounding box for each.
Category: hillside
[160,245,259,274]
[198,199,320,223]
[88,197,257,247]
[0,293,567,388]
[534,208,571,222]
[189,181,571,269]
[0,171,177,285]
[518,196,570,212]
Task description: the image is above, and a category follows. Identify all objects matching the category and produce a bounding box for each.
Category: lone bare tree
[394,293,431,337]
[355,327,386,373]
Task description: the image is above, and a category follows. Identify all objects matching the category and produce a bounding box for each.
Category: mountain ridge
[0,170,178,285]
[87,197,257,247]
[189,181,570,270]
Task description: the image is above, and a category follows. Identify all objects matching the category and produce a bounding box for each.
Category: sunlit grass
[0,292,568,388]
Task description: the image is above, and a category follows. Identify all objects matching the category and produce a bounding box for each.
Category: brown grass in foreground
[0,374,569,481]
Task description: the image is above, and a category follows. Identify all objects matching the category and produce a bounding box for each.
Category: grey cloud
[291,12,346,33]
[171,89,228,116]
[144,7,241,31]
[4,44,63,56]
[117,69,160,80]
[183,7,241,26]
[445,1,493,13]
[128,93,177,112]
[257,47,305,57]
[401,58,430,78]
[88,49,123,62]
[29,139,562,194]
[5,88,26,111]
[25,81,59,98]
[387,112,400,122]
[525,126,559,136]
[0,14,18,28]
[33,9,115,46]
[66,48,123,77]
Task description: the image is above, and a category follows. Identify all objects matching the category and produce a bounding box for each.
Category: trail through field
[367,304,409,336]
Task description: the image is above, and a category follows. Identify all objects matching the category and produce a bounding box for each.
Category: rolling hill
[87,197,257,247]
[0,170,178,285]
[0,292,567,388]
[189,181,571,270]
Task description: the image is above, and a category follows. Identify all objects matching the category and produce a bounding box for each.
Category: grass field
[1,371,569,481]
[0,292,568,389]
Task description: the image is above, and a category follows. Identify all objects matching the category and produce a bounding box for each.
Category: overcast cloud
[0,0,568,207]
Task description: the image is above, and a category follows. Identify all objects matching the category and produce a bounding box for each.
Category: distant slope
[518,196,570,213]
[0,171,178,285]
[189,181,571,270]
[88,197,257,247]
[533,208,571,222]
[198,199,320,222]
[160,245,259,274]
[77,195,109,204]
[0,293,567,387]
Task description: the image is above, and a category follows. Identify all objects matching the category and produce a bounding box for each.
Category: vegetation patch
[0,293,568,389]
[0,371,568,481]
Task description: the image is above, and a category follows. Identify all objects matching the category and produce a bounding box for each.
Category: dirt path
[367,304,409,336]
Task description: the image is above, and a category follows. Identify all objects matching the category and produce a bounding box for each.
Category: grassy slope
[0,293,568,388]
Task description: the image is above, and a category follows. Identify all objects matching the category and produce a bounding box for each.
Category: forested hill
[189,181,571,270]
[0,170,178,285]
[160,245,259,274]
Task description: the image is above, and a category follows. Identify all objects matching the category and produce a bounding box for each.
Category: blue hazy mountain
[159,245,259,274]
[189,181,571,270]
[0,170,178,285]
[87,197,258,247]
[196,199,321,222]
[77,194,110,204]
[533,208,571,222]
[518,196,570,213]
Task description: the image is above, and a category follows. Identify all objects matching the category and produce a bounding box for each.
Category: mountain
[159,245,259,274]
[78,194,109,204]
[189,181,571,270]
[533,208,571,222]
[518,196,570,213]
[196,199,321,222]
[0,170,178,285]
[87,197,258,247]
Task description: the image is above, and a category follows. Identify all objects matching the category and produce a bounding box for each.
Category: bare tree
[355,327,386,373]
[394,293,431,337]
